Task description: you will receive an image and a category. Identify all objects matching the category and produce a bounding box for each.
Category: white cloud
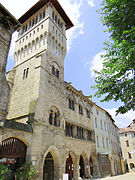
[89,51,106,77]
[106,108,135,128]
[87,0,95,7]
[59,0,84,51]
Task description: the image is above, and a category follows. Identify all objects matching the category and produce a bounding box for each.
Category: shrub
[16,162,35,180]
[0,163,11,180]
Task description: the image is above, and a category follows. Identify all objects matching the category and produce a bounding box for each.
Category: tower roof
[18,0,74,30]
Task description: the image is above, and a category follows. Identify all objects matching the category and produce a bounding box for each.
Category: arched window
[43,10,46,19]
[48,107,60,127]
[51,62,60,78]
[69,99,75,111]
[86,107,91,119]
[79,104,83,115]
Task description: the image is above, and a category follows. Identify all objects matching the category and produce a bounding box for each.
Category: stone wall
[0,4,19,126]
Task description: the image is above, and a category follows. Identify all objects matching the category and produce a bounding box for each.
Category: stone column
[85,159,90,178]
[73,156,79,180]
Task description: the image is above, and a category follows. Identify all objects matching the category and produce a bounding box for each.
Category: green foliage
[92,0,135,114]
[16,162,35,180]
[0,163,11,180]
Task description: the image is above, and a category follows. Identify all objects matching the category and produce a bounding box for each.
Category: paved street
[93,172,135,180]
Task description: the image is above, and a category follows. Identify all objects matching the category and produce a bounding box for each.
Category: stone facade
[0,1,122,179]
[119,119,135,172]
[93,104,122,176]
[4,1,99,179]
[0,4,19,139]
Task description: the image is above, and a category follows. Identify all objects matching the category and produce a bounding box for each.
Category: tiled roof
[119,122,135,134]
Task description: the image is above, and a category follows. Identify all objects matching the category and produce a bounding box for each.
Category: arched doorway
[65,154,74,180]
[43,152,54,180]
[0,137,27,170]
[79,155,85,178]
[90,156,93,176]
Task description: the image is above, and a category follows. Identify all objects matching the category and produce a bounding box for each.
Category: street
[93,172,135,180]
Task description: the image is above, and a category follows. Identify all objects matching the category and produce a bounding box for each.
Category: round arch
[2,135,29,147]
[0,137,27,169]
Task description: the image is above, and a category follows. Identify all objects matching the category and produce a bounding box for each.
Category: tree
[92,0,135,114]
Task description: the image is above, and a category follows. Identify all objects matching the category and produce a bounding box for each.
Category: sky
[2,0,135,128]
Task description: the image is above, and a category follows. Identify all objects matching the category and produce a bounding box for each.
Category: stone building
[0,4,19,141]
[1,0,99,179]
[119,119,135,172]
[0,0,123,179]
[93,104,122,177]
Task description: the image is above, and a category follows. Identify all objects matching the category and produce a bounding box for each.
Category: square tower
[7,0,73,121]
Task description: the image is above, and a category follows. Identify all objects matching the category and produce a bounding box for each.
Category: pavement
[92,172,135,180]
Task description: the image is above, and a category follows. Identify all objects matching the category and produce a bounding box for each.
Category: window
[52,12,54,20]
[29,21,31,28]
[79,104,83,115]
[106,138,108,148]
[23,68,29,79]
[49,107,60,127]
[104,121,106,131]
[128,152,132,159]
[32,19,35,27]
[126,140,129,147]
[51,62,60,78]
[100,120,103,130]
[25,25,28,32]
[125,133,127,137]
[102,137,105,148]
[95,118,97,128]
[69,99,75,111]
[43,10,45,18]
[35,16,38,24]
[51,65,59,78]
[55,15,57,23]
[39,13,42,21]
[96,109,98,115]
[97,136,99,147]
[86,109,90,119]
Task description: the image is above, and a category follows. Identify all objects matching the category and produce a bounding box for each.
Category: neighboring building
[0,4,19,141]
[93,104,122,177]
[119,119,135,172]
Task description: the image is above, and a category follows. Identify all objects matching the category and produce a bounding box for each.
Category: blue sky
[2,0,135,127]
